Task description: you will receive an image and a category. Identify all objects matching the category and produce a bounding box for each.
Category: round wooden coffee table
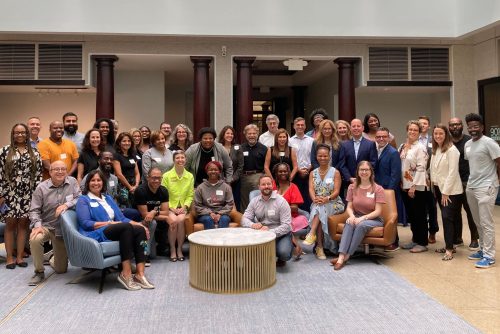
[188,228,276,293]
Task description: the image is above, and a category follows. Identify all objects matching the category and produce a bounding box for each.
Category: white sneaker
[117,273,141,291]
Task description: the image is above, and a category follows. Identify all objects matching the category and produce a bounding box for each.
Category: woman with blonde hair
[310,119,341,169]
[335,120,352,142]
[0,123,42,269]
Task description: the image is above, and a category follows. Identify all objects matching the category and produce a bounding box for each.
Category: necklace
[318,167,329,176]
[201,146,213,153]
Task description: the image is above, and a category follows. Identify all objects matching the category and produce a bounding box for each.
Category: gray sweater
[194,179,234,216]
[185,142,233,184]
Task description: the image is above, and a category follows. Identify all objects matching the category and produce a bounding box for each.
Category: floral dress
[0,146,42,219]
[309,166,345,236]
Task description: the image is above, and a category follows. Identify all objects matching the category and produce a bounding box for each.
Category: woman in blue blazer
[76,169,154,291]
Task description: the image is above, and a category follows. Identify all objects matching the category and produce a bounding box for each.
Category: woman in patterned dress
[303,144,345,259]
[0,123,42,269]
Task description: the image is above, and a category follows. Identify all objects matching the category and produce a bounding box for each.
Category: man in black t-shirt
[135,167,170,257]
[449,117,479,250]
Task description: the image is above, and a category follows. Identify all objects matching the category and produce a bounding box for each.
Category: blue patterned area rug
[0,252,480,334]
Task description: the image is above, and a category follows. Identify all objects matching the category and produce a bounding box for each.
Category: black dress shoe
[16,261,28,268]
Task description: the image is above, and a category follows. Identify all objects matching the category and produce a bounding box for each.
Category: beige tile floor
[384,206,500,334]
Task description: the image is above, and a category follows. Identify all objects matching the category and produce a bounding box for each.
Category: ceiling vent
[0,44,35,80]
[38,44,83,80]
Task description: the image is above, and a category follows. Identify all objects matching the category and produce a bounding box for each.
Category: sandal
[442,253,454,261]
[435,248,456,254]
[177,257,185,262]
[169,257,177,262]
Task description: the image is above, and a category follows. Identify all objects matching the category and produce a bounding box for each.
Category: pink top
[346,183,385,215]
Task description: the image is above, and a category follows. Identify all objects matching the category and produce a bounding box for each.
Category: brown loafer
[330,257,339,266]
[333,261,345,271]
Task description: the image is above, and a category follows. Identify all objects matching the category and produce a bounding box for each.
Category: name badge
[268,209,275,216]
[90,202,99,208]
[136,155,141,160]
[234,145,239,150]
[243,151,249,156]
[109,181,115,187]
[154,157,161,163]
[279,152,285,157]
[211,156,215,161]
[65,195,73,202]
[325,178,333,184]
[60,153,67,160]
[129,159,135,164]
[465,147,471,153]
[428,143,432,148]
[216,190,223,196]
[366,192,375,198]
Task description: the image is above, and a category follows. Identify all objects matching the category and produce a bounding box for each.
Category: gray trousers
[466,186,498,259]
[338,219,383,256]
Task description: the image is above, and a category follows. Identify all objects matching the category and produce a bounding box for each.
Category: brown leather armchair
[185,206,242,236]
[327,189,398,251]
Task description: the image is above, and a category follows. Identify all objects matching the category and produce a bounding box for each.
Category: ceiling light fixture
[283,58,308,71]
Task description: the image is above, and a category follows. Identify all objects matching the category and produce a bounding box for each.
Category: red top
[273,181,304,217]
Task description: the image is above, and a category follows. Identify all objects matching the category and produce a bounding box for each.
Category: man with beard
[62,112,85,153]
[448,117,479,250]
[38,121,79,179]
[464,113,500,268]
[81,151,118,199]
[240,124,268,211]
[241,175,292,267]
[160,122,172,139]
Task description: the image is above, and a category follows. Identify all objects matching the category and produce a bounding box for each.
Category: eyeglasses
[50,167,67,172]
[375,135,388,139]
[13,132,27,136]
[359,168,371,172]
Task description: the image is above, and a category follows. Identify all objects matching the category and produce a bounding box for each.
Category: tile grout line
[0,271,54,327]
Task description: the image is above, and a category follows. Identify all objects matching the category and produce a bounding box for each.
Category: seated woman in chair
[76,170,154,291]
[194,161,234,229]
[331,161,386,270]
[272,163,309,260]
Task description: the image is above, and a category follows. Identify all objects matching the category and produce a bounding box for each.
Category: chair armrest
[229,207,242,227]
[382,216,398,245]
[184,207,196,236]
[327,212,349,236]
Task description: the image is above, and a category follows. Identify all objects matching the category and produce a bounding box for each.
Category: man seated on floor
[28,161,81,286]
[241,175,293,267]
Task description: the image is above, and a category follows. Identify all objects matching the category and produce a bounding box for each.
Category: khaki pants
[240,173,262,211]
[29,227,68,274]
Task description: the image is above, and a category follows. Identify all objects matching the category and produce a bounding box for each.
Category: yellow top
[161,167,194,209]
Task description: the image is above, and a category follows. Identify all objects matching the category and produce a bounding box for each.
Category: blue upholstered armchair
[60,210,122,293]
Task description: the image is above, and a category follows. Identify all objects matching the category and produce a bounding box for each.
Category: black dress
[269,146,293,175]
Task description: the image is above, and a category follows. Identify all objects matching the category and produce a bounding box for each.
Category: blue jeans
[198,214,231,229]
[276,233,293,262]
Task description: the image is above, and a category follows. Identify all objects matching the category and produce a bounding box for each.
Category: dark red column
[234,57,255,142]
[334,58,358,122]
[190,56,213,136]
[92,55,118,120]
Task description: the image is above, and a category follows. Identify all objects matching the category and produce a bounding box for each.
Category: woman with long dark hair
[264,128,298,181]
[0,123,42,269]
[77,128,104,184]
[93,118,115,153]
[113,132,140,208]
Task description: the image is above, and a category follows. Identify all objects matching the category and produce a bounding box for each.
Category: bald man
[29,161,81,285]
[338,119,378,184]
[38,121,79,179]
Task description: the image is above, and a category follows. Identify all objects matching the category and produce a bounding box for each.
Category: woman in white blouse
[400,120,429,253]
[430,124,463,261]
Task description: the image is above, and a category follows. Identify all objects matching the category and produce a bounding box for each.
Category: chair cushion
[99,241,120,257]
[336,223,384,238]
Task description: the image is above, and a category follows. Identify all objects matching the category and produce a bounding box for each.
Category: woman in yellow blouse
[161,150,194,261]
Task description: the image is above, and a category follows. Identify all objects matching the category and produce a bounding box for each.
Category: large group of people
[0,108,498,291]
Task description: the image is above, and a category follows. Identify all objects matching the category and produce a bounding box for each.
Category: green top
[161,167,194,209]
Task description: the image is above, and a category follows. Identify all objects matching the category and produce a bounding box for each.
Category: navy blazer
[310,141,341,170]
[375,145,401,190]
[338,137,377,181]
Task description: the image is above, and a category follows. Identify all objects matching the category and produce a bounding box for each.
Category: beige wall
[356,90,448,145]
